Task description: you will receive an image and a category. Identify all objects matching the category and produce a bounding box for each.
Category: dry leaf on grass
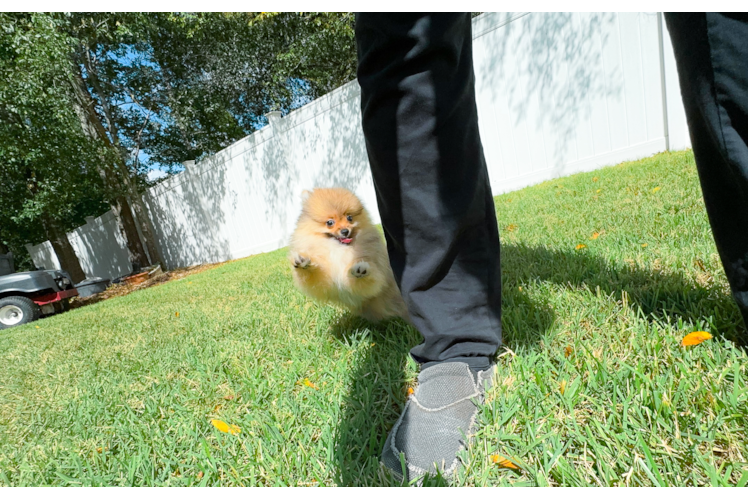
[211,419,241,435]
[491,454,520,470]
[564,346,573,358]
[302,378,319,390]
[575,244,587,250]
[681,331,712,346]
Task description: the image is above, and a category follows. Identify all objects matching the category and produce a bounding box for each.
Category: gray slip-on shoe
[381,361,494,483]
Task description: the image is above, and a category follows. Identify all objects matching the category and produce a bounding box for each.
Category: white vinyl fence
[28,12,692,280]
[26,211,133,279]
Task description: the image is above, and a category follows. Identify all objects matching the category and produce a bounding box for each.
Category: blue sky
[113,49,319,184]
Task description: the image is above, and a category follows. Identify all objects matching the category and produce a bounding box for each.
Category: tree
[0,13,109,280]
[63,12,161,268]
[108,12,357,167]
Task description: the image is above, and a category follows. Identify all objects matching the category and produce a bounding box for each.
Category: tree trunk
[68,61,151,269]
[113,195,150,270]
[126,191,163,269]
[45,221,86,284]
[79,53,164,269]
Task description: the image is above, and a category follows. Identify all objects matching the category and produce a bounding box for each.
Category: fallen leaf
[592,177,599,182]
[213,404,222,412]
[491,454,520,470]
[564,346,573,358]
[575,244,587,250]
[407,387,414,397]
[223,394,236,400]
[596,189,601,193]
[175,311,180,317]
[196,471,204,480]
[653,186,661,193]
[641,243,648,248]
[211,419,241,435]
[35,326,39,329]
[694,259,706,272]
[590,232,600,240]
[559,379,567,395]
[681,331,712,346]
[505,224,518,232]
[303,378,319,390]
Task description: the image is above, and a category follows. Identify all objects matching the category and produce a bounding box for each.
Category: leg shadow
[331,279,556,486]
[502,243,747,347]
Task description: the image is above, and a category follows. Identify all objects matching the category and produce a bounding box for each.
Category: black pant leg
[665,13,748,331]
[355,13,502,368]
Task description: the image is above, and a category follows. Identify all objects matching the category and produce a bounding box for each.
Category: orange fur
[289,187,408,322]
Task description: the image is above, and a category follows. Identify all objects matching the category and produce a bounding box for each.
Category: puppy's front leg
[291,253,312,269]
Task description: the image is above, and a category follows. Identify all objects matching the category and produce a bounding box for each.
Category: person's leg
[355,13,501,480]
[356,13,501,369]
[665,13,748,334]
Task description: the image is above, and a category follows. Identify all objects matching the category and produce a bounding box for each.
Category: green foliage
[60,12,357,169]
[0,13,108,263]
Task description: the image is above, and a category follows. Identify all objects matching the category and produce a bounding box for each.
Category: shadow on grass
[328,242,746,486]
[329,271,556,486]
[502,243,747,347]
[329,314,414,486]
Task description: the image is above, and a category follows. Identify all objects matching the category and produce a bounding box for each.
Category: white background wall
[28,12,692,279]
[26,212,132,280]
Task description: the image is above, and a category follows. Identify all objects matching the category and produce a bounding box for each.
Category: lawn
[1,150,747,486]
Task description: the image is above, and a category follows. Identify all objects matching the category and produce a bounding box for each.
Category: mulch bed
[68,262,225,309]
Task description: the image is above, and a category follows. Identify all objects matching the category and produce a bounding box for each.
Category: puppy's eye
[346,215,353,222]
[326,219,334,227]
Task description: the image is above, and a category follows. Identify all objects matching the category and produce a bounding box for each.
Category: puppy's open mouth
[327,232,353,244]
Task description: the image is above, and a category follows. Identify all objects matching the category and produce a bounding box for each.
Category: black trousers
[355,13,501,369]
[355,13,748,369]
[666,13,748,330]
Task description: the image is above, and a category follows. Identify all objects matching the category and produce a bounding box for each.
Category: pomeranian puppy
[289,187,408,322]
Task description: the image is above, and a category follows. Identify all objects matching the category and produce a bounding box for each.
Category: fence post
[658,12,692,151]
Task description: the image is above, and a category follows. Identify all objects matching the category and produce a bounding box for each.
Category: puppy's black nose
[340,228,350,237]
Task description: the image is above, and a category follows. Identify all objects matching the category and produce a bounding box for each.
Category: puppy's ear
[300,189,312,203]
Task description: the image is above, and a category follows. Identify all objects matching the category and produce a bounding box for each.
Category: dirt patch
[69,262,225,309]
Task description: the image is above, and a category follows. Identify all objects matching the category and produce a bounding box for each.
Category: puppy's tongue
[339,238,352,244]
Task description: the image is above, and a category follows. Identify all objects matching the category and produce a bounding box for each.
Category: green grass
[1,150,747,486]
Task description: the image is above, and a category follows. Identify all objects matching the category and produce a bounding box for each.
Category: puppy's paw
[350,261,370,278]
[292,254,311,269]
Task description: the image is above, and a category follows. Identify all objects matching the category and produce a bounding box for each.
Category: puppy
[289,187,408,322]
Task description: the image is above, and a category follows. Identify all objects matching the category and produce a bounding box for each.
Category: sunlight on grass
[0,150,746,486]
